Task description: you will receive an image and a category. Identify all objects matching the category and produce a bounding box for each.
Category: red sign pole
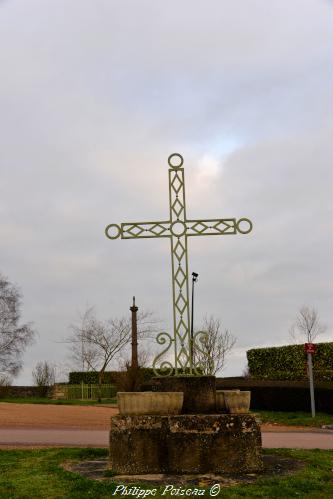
[304,343,316,355]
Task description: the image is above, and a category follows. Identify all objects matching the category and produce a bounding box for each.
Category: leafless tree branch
[66,305,159,390]
[0,273,35,377]
[289,306,326,343]
[32,361,56,387]
[194,315,236,375]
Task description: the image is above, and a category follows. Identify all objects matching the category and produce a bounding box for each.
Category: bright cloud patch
[197,155,221,179]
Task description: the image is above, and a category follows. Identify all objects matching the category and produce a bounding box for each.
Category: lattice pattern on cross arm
[121,221,171,239]
[186,219,237,236]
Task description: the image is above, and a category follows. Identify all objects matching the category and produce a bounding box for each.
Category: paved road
[263,431,333,449]
[0,428,333,449]
[0,429,108,447]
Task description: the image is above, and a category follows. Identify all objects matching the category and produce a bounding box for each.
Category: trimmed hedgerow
[68,368,184,385]
[247,342,333,381]
[216,378,333,413]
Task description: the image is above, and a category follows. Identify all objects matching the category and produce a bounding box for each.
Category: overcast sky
[1,0,333,383]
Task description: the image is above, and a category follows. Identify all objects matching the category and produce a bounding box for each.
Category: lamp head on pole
[192,272,199,282]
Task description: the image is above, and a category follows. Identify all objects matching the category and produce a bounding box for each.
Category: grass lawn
[0,447,332,498]
[255,410,333,428]
[0,397,117,406]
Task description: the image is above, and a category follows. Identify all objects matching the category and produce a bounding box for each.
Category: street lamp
[190,272,199,366]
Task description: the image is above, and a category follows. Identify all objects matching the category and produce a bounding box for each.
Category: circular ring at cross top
[168,153,184,169]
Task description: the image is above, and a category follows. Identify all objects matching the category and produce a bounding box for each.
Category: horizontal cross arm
[186,218,252,236]
[105,221,171,240]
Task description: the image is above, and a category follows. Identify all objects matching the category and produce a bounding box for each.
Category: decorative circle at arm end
[105,224,121,239]
[236,218,253,234]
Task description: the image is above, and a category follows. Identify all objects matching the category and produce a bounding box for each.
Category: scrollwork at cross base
[105,153,253,376]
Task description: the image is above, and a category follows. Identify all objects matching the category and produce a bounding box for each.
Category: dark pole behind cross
[130,296,138,370]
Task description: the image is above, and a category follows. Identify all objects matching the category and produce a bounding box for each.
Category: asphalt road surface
[0,428,333,449]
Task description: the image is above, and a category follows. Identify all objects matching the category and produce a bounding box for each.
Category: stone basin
[117,391,184,416]
[216,389,240,412]
[224,391,251,414]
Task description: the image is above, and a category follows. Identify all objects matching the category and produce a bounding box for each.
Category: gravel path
[0,402,118,429]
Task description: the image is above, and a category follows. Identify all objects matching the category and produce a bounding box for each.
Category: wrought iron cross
[105,153,253,376]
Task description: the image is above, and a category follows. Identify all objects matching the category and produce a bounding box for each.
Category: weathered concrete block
[109,414,263,474]
[152,376,216,414]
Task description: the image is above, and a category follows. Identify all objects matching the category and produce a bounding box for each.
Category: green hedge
[68,368,178,385]
[69,371,122,385]
[247,342,333,381]
[0,386,51,398]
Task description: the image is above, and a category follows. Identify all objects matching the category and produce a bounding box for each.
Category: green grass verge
[255,410,333,428]
[0,448,332,498]
[0,397,117,406]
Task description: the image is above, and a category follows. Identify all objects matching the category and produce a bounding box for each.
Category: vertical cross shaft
[168,157,191,373]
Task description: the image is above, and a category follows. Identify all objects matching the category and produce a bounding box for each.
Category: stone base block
[109,414,262,474]
[152,376,216,414]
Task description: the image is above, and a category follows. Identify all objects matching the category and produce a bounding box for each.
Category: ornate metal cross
[105,153,253,376]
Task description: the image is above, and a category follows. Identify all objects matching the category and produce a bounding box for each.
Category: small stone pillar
[152,375,216,413]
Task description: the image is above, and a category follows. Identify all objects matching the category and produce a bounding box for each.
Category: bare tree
[118,347,150,371]
[67,306,156,398]
[32,361,56,387]
[290,306,326,343]
[0,374,11,386]
[194,316,236,375]
[0,273,35,377]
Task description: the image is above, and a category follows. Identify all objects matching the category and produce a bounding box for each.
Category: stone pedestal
[109,414,263,474]
[152,376,216,414]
